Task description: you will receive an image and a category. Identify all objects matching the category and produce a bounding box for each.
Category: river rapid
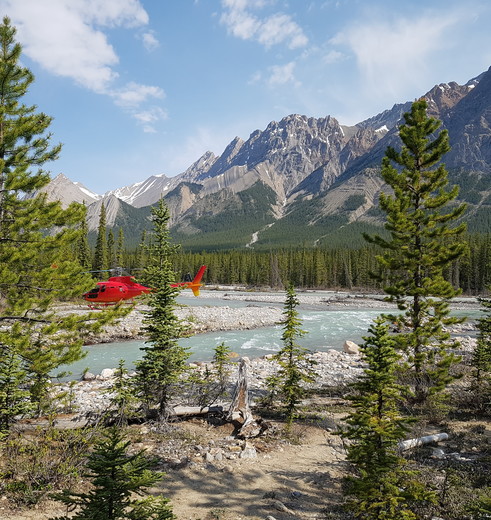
[55,288,481,380]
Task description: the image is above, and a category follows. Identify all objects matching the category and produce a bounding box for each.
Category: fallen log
[171,404,227,416]
[399,433,449,451]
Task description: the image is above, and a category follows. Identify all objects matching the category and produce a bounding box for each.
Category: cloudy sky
[1,0,490,193]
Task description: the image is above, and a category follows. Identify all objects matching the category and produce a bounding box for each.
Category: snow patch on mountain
[105,174,172,208]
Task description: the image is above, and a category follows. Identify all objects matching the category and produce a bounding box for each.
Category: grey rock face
[38,66,491,247]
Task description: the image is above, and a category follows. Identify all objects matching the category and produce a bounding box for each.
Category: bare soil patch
[1,416,348,520]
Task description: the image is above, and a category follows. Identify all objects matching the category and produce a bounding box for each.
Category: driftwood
[399,433,449,451]
[171,404,226,417]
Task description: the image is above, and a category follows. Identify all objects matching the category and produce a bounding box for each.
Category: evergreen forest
[98,233,491,296]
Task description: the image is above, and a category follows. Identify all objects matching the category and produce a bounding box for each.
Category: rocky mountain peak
[202,136,245,179]
[37,65,491,250]
[107,174,172,208]
[444,65,491,170]
[424,81,474,119]
[35,173,100,208]
[86,194,124,231]
[181,150,217,181]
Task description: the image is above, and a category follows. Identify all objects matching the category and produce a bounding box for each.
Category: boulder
[83,372,96,381]
[343,340,360,355]
[99,368,116,379]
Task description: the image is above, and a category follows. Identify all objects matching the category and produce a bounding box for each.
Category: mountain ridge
[41,66,491,249]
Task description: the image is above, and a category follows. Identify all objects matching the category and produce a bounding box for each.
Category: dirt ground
[1,418,349,520]
[160,421,347,520]
[3,408,491,520]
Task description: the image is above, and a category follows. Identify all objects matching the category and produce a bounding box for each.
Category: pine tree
[0,343,32,434]
[93,202,108,276]
[342,318,435,519]
[365,99,467,404]
[49,427,175,520]
[116,228,125,268]
[471,296,491,409]
[0,17,129,426]
[105,360,139,426]
[77,207,92,270]
[213,342,232,398]
[135,230,147,269]
[266,284,316,426]
[107,229,115,269]
[134,199,189,420]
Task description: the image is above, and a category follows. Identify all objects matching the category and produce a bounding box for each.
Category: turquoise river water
[55,291,480,380]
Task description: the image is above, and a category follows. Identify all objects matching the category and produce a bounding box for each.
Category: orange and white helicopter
[83,265,206,306]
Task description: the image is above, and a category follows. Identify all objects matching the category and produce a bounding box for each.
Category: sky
[1,0,490,194]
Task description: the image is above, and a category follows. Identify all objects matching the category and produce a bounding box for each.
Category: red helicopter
[83,265,207,306]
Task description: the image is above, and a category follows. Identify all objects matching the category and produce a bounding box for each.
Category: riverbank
[50,288,480,416]
[84,287,480,344]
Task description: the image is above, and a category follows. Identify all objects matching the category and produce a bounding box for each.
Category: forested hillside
[109,233,491,295]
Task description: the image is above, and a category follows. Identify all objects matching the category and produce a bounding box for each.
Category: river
[55,290,480,380]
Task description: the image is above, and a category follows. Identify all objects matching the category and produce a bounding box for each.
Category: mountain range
[40,66,491,251]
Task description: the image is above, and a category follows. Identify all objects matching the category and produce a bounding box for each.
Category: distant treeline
[123,233,491,295]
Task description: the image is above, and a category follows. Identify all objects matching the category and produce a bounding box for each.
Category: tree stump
[227,359,255,433]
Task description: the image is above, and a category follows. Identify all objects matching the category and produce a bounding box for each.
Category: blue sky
[1,0,490,194]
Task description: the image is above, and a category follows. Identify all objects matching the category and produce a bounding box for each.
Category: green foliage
[341,318,435,519]
[342,194,367,211]
[116,228,125,267]
[49,427,174,520]
[471,296,491,411]
[93,202,108,275]
[0,345,32,433]
[77,208,92,270]
[266,284,316,426]
[185,342,233,407]
[107,229,115,268]
[468,491,491,520]
[0,426,91,506]
[365,99,467,404]
[135,199,189,420]
[213,342,232,398]
[0,17,130,430]
[105,360,139,426]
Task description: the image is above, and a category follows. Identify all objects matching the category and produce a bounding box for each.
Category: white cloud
[323,49,344,64]
[0,0,164,129]
[267,62,297,86]
[220,0,308,49]
[141,30,160,51]
[111,82,165,108]
[133,107,168,133]
[248,70,262,84]
[330,10,463,98]
[257,13,308,49]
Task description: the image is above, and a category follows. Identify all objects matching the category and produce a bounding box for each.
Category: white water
[54,292,478,380]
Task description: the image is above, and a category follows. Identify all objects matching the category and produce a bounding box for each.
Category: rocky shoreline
[51,289,480,417]
[86,288,480,343]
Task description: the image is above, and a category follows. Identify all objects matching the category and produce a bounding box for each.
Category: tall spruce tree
[135,229,147,269]
[77,207,92,270]
[93,201,108,276]
[134,199,189,421]
[365,99,467,404]
[266,284,316,426]
[116,228,125,267]
[471,296,491,409]
[107,228,115,269]
[342,319,434,520]
[0,17,128,428]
